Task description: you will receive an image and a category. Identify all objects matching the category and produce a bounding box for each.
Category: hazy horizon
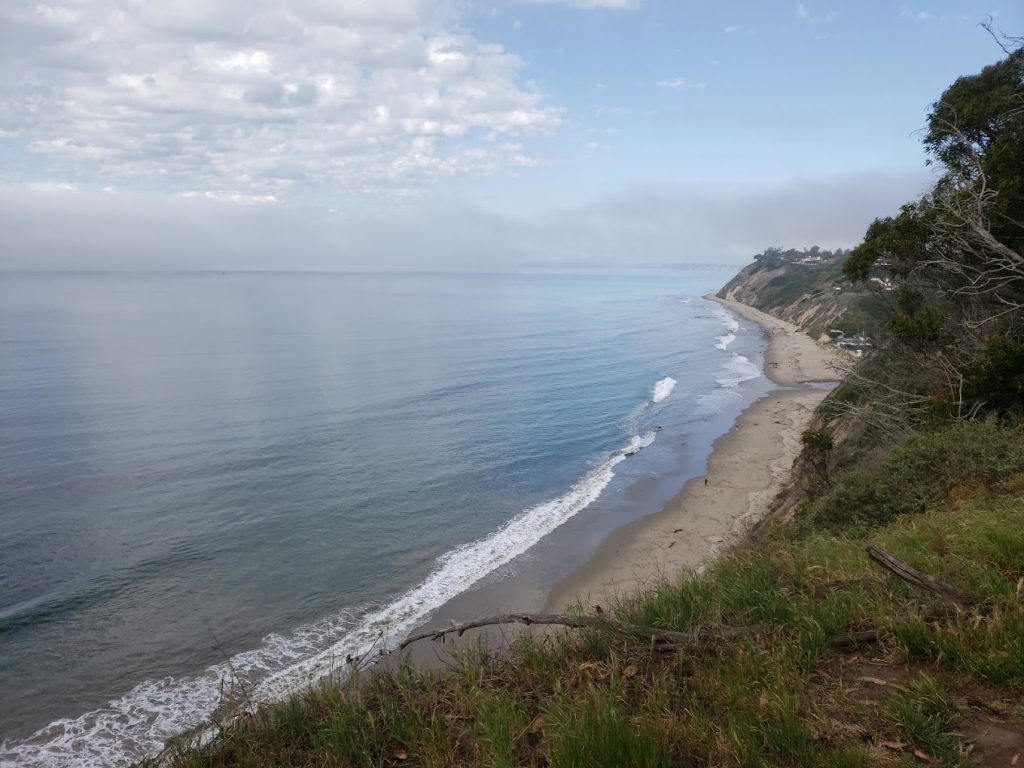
[1,1,1019,270]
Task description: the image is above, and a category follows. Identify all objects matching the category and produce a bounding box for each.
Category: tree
[839,42,1024,425]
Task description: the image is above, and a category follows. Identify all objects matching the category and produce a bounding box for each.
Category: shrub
[791,418,1024,533]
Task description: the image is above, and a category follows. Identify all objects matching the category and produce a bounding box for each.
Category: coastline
[545,294,844,611]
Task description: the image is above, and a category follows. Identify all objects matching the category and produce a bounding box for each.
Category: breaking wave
[651,376,677,403]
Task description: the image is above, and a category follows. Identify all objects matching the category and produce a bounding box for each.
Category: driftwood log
[866,544,974,609]
[398,613,756,651]
[399,548,972,654]
[398,613,895,653]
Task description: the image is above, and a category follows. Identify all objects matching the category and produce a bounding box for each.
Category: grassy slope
[155,424,1024,768]
[719,258,889,338]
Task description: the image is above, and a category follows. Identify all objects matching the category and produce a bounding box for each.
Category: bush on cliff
[790,418,1024,534]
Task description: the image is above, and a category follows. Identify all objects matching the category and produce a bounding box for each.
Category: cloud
[512,0,638,8]
[724,24,742,33]
[656,78,707,90]
[0,0,561,198]
[916,10,935,20]
[0,170,930,271]
[23,181,78,193]
[179,190,279,205]
[795,3,837,23]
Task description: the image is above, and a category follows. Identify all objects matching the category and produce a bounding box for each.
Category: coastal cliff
[717,246,888,340]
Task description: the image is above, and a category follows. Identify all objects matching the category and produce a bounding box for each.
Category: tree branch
[398,613,756,650]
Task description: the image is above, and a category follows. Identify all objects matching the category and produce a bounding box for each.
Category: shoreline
[545,294,844,611]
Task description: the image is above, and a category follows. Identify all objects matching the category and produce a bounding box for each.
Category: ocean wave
[712,304,740,334]
[711,304,740,350]
[651,376,677,403]
[1,430,660,768]
[695,353,763,417]
[714,332,736,351]
[717,353,762,388]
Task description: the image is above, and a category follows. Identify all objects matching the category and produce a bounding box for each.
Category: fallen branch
[398,613,756,651]
[866,545,974,609]
[400,599,961,655]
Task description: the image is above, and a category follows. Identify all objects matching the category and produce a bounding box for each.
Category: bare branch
[398,613,756,650]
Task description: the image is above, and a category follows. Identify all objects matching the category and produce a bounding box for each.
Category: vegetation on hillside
[717,246,889,339]
[832,44,1024,434]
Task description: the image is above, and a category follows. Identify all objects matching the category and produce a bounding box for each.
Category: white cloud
[795,3,837,23]
[656,78,707,90]
[724,24,742,33]
[24,181,77,192]
[179,190,279,205]
[916,10,935,20]
[512,0,638,7]
[0,0,561,197]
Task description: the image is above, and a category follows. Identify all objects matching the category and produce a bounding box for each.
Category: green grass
[884,676,964,765]
[151,473,1024,768]
[791,419,1024,534]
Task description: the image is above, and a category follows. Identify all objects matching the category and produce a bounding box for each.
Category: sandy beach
[545,295,845,611]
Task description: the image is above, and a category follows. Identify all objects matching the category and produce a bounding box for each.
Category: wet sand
[545,295,844,611]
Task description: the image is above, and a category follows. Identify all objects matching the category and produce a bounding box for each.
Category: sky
[0,0,1019,271]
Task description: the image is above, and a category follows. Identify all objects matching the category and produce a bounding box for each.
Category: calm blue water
[0,270,765,766]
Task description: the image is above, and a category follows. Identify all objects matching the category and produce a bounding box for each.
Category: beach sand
[545,295,844,611]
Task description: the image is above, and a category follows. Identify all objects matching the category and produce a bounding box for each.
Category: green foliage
[800,428,834,488]
[722,246,888,338]
[792,419,1024,533]
[543,689,672,768]
[925,48,1024,253]
[884,676,964,766]
[843,201,936,283]
[755,245,849,264]
[800,428,834,453]
[965,335,1024,419]
[889,286,944,348]
[837,47,1024,428]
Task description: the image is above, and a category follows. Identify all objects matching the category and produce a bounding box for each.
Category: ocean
[0,270,769,766]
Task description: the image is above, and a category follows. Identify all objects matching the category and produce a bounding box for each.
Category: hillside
[717,247,889,339]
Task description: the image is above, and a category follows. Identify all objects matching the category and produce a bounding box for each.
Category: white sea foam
[717,353,762,388]
[1,429,661,768]
[695,353,764,417]
[711,304,740,349]
[651,376,677,403]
